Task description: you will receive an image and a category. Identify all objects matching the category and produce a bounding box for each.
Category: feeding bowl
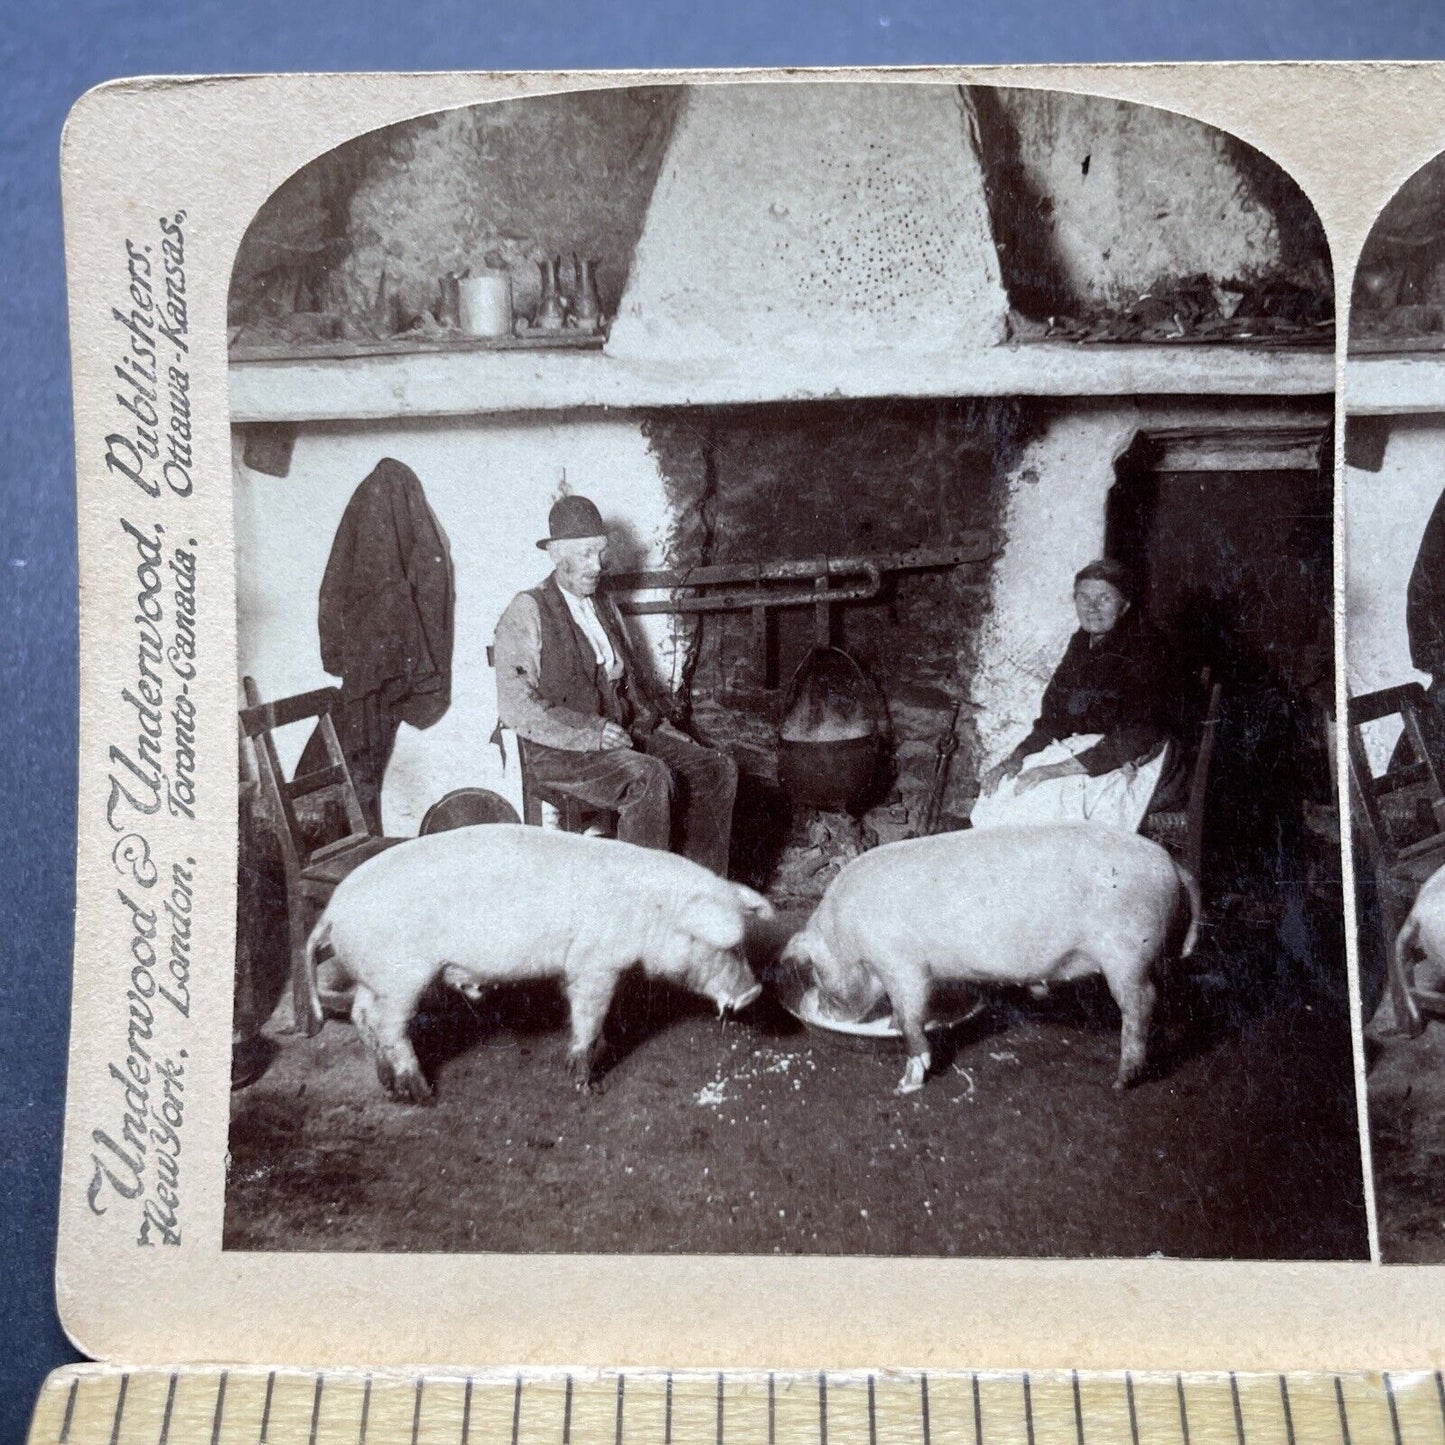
[768,961,987,1053]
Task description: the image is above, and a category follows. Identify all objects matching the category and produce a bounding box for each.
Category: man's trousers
[523,723,738,877]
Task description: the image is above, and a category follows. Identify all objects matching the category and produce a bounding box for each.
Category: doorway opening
[1105,424,1334,956]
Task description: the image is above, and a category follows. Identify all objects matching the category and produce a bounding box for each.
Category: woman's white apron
[969,734,1167,833]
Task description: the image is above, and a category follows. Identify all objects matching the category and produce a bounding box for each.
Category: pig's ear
[681,893,746,952]
[730,883,773,919]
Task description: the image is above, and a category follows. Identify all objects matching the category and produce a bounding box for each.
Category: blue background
[4,2,1445,1438]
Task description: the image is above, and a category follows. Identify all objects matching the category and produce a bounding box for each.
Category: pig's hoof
[896,1054,929,1094]
[389,1068,434,1106]
[568,1056,606,1095]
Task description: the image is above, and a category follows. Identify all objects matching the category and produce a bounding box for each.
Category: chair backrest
[483,644,589,829]
[1182,675,1223,882]
[1346,681,1445,869]
[238,676,373,870]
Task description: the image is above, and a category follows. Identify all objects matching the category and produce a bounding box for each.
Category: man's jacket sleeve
[493,594,609,751]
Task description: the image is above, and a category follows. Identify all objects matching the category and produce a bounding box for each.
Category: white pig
[1392,864,1445,1021]
[782,822,1199,1094]
[304,824,771,1103]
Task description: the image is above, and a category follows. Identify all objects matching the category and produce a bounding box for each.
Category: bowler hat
[537,495,608,549]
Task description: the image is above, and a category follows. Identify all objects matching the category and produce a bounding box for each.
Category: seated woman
[972,558,1181,833]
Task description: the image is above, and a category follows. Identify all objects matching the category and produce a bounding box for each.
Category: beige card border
[57,62,1445,1370]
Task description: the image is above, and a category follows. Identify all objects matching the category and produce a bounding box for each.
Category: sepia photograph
[224,80,1365,1260]
[1345,151,1445,1264]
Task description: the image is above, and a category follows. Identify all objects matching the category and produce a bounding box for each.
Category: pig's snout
[727,981,763,1012]
[704,954,762,1015]
[788,928,880,1020]
[818,972,885,1021]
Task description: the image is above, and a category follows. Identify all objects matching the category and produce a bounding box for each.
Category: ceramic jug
[534,256,566,331]
[571,255,602,333]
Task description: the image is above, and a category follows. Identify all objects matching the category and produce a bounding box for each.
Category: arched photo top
[226,80,1333,365]
[1351,149,1445,353]
[967,85,1331,344]
[227,85,681,352]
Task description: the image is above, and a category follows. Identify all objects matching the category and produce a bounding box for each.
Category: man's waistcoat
[527,576,631,726]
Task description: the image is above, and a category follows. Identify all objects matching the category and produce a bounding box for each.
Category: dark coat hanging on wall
[1408,484,1445,684]
[299,457,455,830]
[1392,483,1445,773]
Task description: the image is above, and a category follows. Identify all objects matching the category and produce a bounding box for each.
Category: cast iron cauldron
[776,645,881,813]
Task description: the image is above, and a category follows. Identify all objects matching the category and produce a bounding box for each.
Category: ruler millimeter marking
[106,1374,126,1445]
[27,1367,1445,1445]
[313,1374,327,1445]
[1280,1375,1297,1445]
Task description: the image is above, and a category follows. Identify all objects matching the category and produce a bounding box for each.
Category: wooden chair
[513,736,618,833]
[1347,681,1445,1036]
[238,676,405,1036]
[1141,672,1223,887]
[485,643,616,834]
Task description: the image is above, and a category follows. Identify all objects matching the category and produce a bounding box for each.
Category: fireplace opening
[639,396,1022,898]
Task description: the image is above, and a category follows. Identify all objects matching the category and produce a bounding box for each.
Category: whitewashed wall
[972,402,1141,767]
[972,398,1333,769]
[233,414,674,834]
[609,83,1008,362]
[236,396,1330,832]
[991,89,1292,308]
[1344,416,1445,768]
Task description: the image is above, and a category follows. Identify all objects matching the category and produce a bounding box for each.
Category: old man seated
[492,495,738,876]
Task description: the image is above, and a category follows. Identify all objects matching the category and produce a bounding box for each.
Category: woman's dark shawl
[1017,607,1175,777]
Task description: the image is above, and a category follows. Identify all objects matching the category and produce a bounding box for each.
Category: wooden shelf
[229,341,1334,424]
[1346,353,1445,416]
[229,330,606,364]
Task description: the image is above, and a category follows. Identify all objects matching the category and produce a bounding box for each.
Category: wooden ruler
[25,1367,1445,1445]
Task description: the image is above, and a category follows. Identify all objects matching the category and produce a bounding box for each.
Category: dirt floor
[1368,1022,1445,1263]
[226,900,1369,1260]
